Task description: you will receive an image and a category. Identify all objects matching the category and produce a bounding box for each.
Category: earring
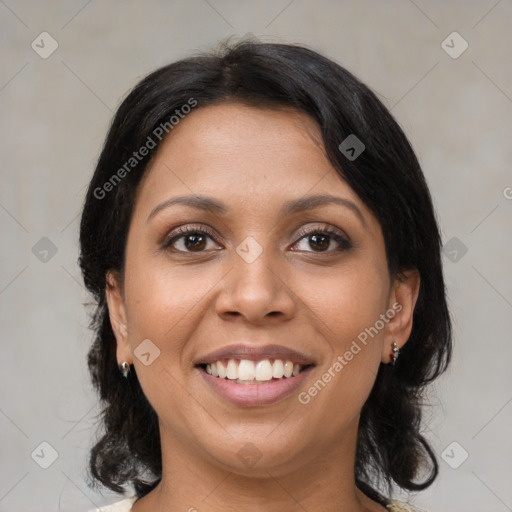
[391,341,400,366]
[119,361,131,378]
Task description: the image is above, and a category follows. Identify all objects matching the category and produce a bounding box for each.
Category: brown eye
[291,227,352,253]
[308,234,330,251]
[183,233,207,251]
[163,226,221,253]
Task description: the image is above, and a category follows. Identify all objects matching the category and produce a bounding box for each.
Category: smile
[202,358,312,384]
[197,360,315,407]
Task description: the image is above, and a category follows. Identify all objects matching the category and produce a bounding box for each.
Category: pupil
[310,234,329,251]
[186,234,206,251]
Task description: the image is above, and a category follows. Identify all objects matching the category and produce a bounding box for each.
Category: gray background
[1,1,511,511]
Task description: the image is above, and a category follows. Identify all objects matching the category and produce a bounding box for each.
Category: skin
[106,104,420,512]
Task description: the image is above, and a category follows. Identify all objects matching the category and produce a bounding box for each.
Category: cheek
[122,248,223,372]
[125,265,213,332]
[296,260,389,420]
[121,259,218,422]
[298,260,389,348]
[297,273,387,434]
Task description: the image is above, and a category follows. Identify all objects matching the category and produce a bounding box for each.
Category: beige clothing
[88,495,425,511]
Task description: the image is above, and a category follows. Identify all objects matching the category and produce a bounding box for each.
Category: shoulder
[86,496,138,512]
[386,499,427,512]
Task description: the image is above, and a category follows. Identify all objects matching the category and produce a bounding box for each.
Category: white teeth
[217,360,226,379]
[272,359,284,378]
[238,359,256,380]
[255,359,273,381]
[204,358,307,381]
[226,359,238,380]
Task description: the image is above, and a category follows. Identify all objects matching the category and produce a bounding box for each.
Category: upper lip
[194,344,316,366]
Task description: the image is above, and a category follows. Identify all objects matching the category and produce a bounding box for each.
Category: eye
[162,225,222,253]
[291,226,352,253]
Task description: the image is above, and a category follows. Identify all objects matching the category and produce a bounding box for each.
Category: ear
[105,270,132,366]
[381,269,421,363]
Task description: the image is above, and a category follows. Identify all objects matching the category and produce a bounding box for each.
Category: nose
[215,244,296,325]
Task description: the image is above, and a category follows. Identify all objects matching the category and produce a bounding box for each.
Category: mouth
[197,358,314,385]
[194,344,316,407]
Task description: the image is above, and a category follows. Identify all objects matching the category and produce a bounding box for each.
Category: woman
[80,41,451,512]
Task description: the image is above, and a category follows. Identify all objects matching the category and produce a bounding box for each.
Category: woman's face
[107,103,418,478]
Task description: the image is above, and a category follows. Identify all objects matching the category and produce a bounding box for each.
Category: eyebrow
[281,194,367,228]
[148,195,227,222]
[147,193,367,228]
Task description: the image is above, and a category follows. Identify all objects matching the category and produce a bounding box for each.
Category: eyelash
[162,224,352,254]
[293,225,352,252]
[162,224,219,252]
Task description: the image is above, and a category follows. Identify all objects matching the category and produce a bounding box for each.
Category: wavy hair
[79,41,452,502]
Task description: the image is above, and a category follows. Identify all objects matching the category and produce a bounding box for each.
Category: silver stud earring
[119,361,131,378]
[391,341,400,366]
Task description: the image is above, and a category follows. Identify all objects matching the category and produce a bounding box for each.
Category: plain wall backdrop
[1,1,511,511]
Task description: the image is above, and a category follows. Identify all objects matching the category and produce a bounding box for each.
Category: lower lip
[198,366,314,407]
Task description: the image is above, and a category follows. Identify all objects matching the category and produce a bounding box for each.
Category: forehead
[133,103,367,220]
